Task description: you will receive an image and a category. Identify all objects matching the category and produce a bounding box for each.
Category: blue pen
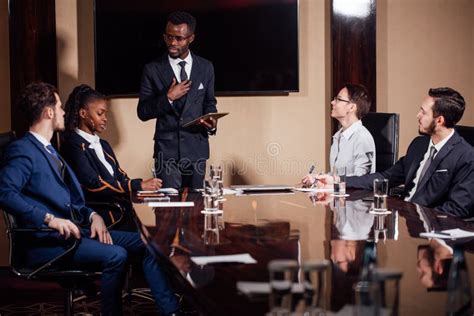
[308,165,315,174]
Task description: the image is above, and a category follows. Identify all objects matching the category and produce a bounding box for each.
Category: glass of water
[373,179,389,212]
[332,166,346,196]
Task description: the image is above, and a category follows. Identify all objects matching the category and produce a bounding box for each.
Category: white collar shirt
[29,131,53,151]
[75,129,114,176]
[168,53,193,83]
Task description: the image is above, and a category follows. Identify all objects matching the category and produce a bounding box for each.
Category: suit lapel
[158,55,180,117]
[182,53,201,116]
[81,137,115,179]
[405,139,429,186]
[415,133,460,192]
[26,134,65,184]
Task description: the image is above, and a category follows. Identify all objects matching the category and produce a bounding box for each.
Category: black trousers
[156,159,206,189]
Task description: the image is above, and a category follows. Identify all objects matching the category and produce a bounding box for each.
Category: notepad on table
[420,228,474,239]
[148,201,194,207]
[191,253,257,265]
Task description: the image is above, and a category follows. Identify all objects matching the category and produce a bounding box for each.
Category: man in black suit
[317,87,474,218]
[137,11,217,189]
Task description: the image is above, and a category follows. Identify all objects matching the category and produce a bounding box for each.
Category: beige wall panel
[379,0,474,155]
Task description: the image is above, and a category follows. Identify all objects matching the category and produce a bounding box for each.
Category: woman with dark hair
[61,84,162,230]
[302,83,375,185]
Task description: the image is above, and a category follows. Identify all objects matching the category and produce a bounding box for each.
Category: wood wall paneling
[331,0,376,132]
[9,0,57,136]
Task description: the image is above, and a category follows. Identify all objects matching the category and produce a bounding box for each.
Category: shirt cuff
[208,127,217,135]
[89,211,97,223]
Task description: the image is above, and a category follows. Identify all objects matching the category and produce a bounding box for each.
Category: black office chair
[0,131,16,159]
[2,210,101,315]
[361,112,400,172]
[455,125,474,147]
[0,131,101,315]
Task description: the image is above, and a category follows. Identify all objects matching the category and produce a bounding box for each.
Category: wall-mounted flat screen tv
[94,0,299,96]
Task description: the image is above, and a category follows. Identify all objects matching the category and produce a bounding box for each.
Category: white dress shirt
[75,129,114,176]
[329,120,376,176]
[168,53,193,83]
[406,129,454,201]
[29,131,53,152]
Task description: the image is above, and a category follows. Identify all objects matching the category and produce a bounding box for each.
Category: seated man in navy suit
[317,87,474,218]
[0,82,180,315]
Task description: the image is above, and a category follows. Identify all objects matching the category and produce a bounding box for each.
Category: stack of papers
[137,188,179,196]
[191,253,257,265]
[236,281,303,295]
[148,201,194,207]
[294,187,333,193]
[420,228,474,239]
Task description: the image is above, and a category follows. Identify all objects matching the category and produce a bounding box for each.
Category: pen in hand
[431,230,451,236]
[307,165,316,188]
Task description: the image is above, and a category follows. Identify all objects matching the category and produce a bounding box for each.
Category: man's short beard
[419,119,436,136]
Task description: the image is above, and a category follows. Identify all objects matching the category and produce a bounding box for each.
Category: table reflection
[133,190,474,315]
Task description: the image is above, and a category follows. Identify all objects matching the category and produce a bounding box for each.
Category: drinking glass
[203,194,219,212]
[302,260,329,315]
[209,165,224,199]
[373,179,389,212]
[209,164,223,180]
[268,260,298,315]
[332,166,346,196]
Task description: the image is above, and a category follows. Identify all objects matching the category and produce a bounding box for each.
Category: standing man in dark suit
[317,87,474,218]
[137,11,218,189]
[0,82,179,315]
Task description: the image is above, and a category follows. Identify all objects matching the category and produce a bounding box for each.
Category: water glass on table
[332,166,347,196]
[209,165,224,199]
[267,259,298,315]
[373,179,389,212]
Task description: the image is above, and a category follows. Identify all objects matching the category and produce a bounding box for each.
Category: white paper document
[420,228,474,239]
[137,188,179,194]
[148,202,194,207]
[191,253,257,265]
[236,281,304,295]
[294,187,333,193]
[223,188,239,195]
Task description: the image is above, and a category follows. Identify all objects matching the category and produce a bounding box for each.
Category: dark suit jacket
[137,53,218,162]
[0,133,93,228]
[61,132,142,203]
[347,132,474,217]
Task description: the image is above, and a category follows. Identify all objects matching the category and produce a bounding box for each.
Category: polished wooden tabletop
[134,190,474,315]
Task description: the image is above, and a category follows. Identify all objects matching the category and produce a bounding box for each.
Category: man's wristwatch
[44,213,55,224]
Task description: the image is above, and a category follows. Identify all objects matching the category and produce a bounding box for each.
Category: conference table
[133,189,474,315]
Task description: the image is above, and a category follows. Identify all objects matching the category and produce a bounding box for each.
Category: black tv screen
[94,0,299,96]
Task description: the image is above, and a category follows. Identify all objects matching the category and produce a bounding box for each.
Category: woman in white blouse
[302,83,375,186]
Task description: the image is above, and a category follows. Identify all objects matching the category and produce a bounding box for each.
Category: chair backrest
[361,113,400,172]
[455,125,474,147]
[0,131,19,270]
[0,131,16,162]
